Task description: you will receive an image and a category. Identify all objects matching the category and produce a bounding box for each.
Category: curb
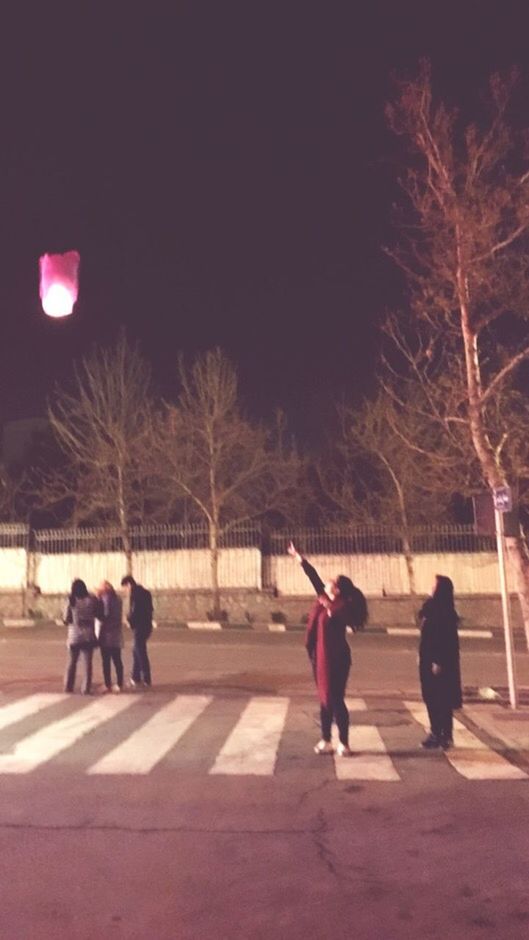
[0,620,512,638]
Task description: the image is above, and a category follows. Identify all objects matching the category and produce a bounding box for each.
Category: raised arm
[287,541,325,595]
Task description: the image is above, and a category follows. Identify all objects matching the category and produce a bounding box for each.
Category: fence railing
[269,525,496,555]
[0,523,30,549]
[33,522,261,555]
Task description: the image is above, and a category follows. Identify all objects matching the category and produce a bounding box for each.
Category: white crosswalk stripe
[0,693,67,731]
[88,695,212,774]
[404,701,527,781]
[334,725,400,781]
[0,695,135,774]
[0,692,526,780]
[210,697,289,776]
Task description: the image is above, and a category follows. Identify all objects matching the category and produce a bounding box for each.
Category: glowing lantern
[39,250,80,318]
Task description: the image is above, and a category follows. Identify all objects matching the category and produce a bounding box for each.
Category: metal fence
[0,523,30,549]
[34,522,262,555]
[269,525,496,556]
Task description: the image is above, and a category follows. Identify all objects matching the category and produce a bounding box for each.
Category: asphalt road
[1,629,529,939]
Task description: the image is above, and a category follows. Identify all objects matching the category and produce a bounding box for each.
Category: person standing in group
[97,580,124,693]
[120,575,153,688]
[63,578,101,695]
[287,541,368,756]
[419,575,462,751]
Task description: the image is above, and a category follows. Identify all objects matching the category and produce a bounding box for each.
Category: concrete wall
[34,547,262,594]
[1,587,524,630]
[0,548,27,589]
[270,552,502,596]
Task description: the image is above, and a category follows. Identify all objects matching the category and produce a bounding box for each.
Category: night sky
[1,2,528,444]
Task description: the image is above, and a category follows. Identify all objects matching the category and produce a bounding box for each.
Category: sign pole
[494,504,518,709]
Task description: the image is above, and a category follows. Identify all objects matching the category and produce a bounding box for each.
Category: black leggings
[318,659,351,746]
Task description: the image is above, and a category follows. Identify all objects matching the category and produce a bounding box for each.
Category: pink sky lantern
[39,250,80,318]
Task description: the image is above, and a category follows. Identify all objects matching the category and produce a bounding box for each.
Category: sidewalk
[464,700,529,754]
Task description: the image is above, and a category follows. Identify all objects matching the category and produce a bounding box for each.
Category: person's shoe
[314,739,334,755]
[336,743,353,757]
[142,682,152,690]
[112,684,122,694]
[101,686,112,694]
[128,678,138,689]
[421,733,440,749]
[439,736,453,751]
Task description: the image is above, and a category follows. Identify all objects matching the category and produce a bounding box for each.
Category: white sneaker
[336,743,353,757]
[112,685,122,694]
[314,740,334,755]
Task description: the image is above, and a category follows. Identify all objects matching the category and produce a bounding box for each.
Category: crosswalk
[0,692,526,781]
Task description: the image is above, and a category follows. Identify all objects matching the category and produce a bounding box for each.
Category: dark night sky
[0,1,528,443]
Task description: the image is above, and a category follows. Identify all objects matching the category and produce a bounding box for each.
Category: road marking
[334,725,400,781]
[0,693,67,731]
[387,628,492,639]
[88,695,212,774]
[187,621,222,630]
[404,701,527,780]
[345,698,367,712]
[387,628,419,636]
[210,696,289,775]
[458,629,493,639]
[0,696,135,774]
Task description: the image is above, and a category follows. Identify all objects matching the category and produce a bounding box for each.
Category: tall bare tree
[386,63,529,641]
[43,334,157,572]
[157,348,300,615]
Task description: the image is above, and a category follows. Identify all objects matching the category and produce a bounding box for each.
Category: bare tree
[43,334,157,572]
[386,62,529,641]
[319,389,457,593]
[157,348,300,615]
[0,463,24,522]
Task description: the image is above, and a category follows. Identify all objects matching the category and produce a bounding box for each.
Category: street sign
[493,486,512,513]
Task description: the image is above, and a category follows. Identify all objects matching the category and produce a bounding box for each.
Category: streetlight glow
[39,250,80,318]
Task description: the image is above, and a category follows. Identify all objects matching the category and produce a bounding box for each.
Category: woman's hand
[432,663,442,676]
[287,541,302,563]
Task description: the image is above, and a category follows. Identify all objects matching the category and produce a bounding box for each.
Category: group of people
[288,541,462,755]
[64,548,462,756]
[63,575,153,695]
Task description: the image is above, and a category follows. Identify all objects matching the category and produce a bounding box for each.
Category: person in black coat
[120,575,153,688]
[419,575,462,750]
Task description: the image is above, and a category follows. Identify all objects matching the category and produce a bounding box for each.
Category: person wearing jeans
[63,579,101,695]
[120,575,153,688]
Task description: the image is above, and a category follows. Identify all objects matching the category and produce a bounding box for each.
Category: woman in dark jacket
[63,578,101,694]
[419,575,462,750]
[288,541,368,756]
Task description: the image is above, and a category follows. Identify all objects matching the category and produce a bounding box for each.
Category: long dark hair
[431,575,459,620]
[69,578,89,607]
[336,575,368,629]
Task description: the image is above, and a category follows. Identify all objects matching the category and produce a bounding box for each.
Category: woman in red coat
[288,541,368,756]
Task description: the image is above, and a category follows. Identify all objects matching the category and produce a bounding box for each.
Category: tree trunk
[117,466,133,576]
[401,531,416,596]
[209,521,221,617]
[506,537,529,649]
[457,232,529,646]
